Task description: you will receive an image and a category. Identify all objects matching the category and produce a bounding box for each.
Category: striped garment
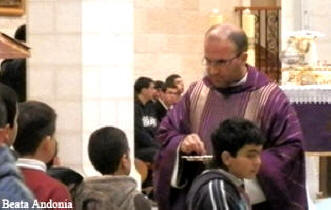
[187,169,250,210]
[154,65,307,210]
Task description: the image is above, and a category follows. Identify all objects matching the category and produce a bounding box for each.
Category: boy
[186,118,266,210]
[0,83,35,207]
[75,126,151,210]
[13,101,72,208]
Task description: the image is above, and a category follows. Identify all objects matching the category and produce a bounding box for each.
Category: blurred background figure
[134,77,159,164]
[0,24,27,102]
[47,166,83,206]
[165,74,184,96]
[153,81,181,123]
[153,80,164,102]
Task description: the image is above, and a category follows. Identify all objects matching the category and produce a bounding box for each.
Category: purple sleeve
[153,83,195,210]
[258,87,307,209]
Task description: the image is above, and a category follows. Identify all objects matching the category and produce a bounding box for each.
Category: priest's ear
[240,52,248,63]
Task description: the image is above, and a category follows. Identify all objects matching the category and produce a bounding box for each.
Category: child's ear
[41,136,54,154]
[120,153,131,175]
[221,151,231,166]
[44,136,57,162]
[2,124,11,144]
[0,128,8,145]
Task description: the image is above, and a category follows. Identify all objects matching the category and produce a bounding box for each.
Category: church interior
[0,0,330,209]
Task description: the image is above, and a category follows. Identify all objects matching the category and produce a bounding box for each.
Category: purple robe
[153,66,308,210]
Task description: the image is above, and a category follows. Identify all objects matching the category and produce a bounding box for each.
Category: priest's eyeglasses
[202,52,242,67]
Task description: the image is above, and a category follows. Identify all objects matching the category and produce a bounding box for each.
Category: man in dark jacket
[153,81,181,123]
[134,77,160,163]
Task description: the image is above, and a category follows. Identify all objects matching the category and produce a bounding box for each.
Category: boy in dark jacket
[186,118,266,210]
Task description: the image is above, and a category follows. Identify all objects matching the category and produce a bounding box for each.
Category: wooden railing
[235,6,281,83]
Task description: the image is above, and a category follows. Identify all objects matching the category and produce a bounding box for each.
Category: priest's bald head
[203,24,249,88]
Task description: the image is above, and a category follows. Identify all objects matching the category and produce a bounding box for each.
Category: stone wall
[134,0,242,90]
[27,0,83,173]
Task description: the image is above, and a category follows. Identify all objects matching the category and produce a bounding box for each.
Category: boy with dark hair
[47,166,83,204]
[0,83,18,146]
[0,24,27,102]
[134,77,155,97]
[14,101,72,208]
[153,80,164,101]
[187,118,266,210]
[75,126,151,210]
[0,83,35,207]
[14,24,26,41]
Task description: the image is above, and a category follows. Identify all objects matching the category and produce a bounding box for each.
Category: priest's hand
[180,134,206,155]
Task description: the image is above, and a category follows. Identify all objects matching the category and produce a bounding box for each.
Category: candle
[242,9,256,65]
[247,48,255,66]
[209,9,223,27]
[242,10,255,37]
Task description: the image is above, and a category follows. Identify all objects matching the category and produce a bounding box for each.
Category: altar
[281,85,331,198]
[281,85,331,152]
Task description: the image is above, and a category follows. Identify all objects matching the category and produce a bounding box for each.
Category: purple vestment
[153,66,308,210]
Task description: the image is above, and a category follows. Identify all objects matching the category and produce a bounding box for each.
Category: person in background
[48,166,83,207]
[75,126,151,210]
[153,80,164,101]
[14,101,72,208]
[165,74,184,95]
[0,24,27,102]
[134,77,159,164]
[187,118,265,210]
[153,81,181,123]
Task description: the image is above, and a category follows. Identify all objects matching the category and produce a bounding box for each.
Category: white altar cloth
[281,85,331,104]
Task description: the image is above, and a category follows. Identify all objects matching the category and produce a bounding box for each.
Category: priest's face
[225,144,262,179]
[204,38,247,88]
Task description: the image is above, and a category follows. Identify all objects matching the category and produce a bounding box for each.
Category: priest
[153,23,308,210]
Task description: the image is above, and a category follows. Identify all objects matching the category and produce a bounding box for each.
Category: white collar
[16,158,47,172]
[229,72,248,87]
[158,99,168,110]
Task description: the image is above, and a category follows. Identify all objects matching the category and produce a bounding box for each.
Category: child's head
[47,166,83,197]
[0,83,18,146]
[88,126,130,175]
[211,118,265,179]
[14,101,57,163]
